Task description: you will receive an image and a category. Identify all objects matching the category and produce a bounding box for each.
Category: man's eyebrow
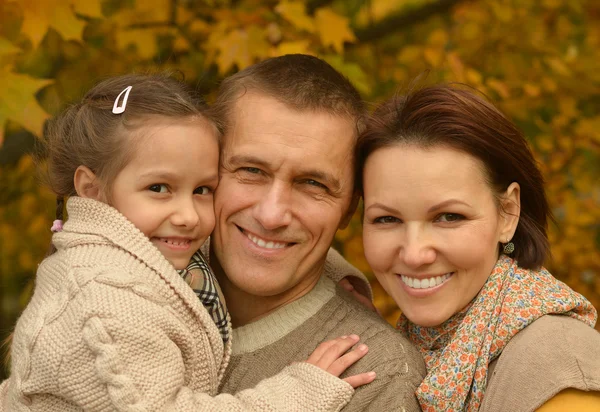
[227,154,270,169]
[227,154,342,192]
[300,170,341,192]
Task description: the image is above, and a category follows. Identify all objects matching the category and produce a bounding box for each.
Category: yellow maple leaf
[315,8,356,53]
[215,29,250,74]
[14,0,102,48]
[274,40,312,56]
[275,0,315,33]
[0,67,52,145]
[323,54,370,94]
[215,25,269,74]
[110,0,172,58]
[0,37,21,68]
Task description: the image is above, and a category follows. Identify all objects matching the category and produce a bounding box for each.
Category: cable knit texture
[220,276,427,412]
[1,197,354,412]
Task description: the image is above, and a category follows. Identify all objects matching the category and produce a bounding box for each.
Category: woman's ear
[499,182,521,241]
[74,166,102,200]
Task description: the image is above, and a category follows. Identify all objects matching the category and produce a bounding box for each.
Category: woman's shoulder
[481,315,600,412]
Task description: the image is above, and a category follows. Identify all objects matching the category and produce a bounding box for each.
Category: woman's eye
[436,213,464,223]
[149,184,168,193]
[194,186,211,195]
[373,216,400,224]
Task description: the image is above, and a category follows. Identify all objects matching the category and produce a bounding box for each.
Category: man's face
[212,91,357,302]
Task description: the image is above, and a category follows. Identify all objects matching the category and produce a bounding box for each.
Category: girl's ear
[74,166,102,200]
[499,182,521,241]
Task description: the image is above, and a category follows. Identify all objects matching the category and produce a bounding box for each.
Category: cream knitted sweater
[1,197,353,412]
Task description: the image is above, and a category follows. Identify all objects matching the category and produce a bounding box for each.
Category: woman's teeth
[401,272,453,289]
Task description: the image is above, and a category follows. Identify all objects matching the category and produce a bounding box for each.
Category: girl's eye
[194,186,211,195]
[149,184,168,193]
[436,213,464,223]
[373,216,400,224]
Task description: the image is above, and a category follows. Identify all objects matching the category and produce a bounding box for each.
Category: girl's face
[362,144,518,327]
[109,117,219,270]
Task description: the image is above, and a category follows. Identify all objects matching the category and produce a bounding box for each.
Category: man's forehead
[225,93,357,146]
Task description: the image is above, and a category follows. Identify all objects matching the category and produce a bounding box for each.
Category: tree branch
[353,0,470,43]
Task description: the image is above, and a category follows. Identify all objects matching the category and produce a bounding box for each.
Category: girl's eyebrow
[137,170,179,181]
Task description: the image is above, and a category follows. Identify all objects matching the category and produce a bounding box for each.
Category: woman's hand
[338,279,380,315]
[305,334,376,388]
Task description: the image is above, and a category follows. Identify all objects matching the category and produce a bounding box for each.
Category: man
[208,54,426,411]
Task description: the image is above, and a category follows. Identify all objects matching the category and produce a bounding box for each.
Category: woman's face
[362,144,518,327]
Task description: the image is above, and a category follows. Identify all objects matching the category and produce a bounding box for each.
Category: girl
[1,74,374,411]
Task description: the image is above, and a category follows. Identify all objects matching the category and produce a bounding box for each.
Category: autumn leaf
[314,8,356,53]
[323,54,370,94]
[0,67,51,144]
[274,40,312,56]
[214,26,270,74]
[110,0,173,58]
[14,0,102,48]
[275,0,315,33]
[0,37,21,67]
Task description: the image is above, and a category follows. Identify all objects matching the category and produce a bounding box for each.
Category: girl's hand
[305,334,376,388]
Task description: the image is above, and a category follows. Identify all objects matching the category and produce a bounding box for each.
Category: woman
[357,84,600,411]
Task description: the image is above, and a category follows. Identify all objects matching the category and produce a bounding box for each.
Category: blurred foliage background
[1,0,599,379]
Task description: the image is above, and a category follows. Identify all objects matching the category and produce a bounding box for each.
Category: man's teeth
[161,238,190,246]
[247,233,287,249]
[401,273,452,289]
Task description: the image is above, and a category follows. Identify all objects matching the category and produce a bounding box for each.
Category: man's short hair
[211,54,366,137]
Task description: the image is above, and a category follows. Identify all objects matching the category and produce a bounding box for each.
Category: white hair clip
[112,85,132,114]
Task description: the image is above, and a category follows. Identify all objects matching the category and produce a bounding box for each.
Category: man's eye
[242,167,261,174]
[373,216,400,224]
[305,179,327,190]
[194,186,211,195]
[149,184,168,193]
[436,213,464,223]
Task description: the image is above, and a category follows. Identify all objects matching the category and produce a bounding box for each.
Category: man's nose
[252,181,293,230]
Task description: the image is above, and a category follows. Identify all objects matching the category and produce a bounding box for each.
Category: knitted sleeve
[323,247,373,301]
[69,284,354,412]
[337,326,426,412]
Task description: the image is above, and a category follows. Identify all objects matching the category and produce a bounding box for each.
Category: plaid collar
[178,250,229,343]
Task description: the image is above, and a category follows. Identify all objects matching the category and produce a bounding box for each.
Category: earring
[503,239,515,255]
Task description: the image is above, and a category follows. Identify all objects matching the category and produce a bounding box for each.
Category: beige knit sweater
[220,277,426,411]
[1,197,354,412]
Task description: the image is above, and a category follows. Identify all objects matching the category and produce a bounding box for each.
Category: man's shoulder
[329,285,425,371]
[328,288,425,412]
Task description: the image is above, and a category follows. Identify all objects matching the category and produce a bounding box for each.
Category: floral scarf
[397,255,597,412]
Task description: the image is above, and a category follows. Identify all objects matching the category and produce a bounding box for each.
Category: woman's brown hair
[356,84,551,269]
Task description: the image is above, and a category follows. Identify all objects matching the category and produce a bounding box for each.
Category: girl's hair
[41,73,217,252]
[356,84,551,269]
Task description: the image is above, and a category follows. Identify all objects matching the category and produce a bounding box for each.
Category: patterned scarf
[397,255,597,412]
[178,250,230,343]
